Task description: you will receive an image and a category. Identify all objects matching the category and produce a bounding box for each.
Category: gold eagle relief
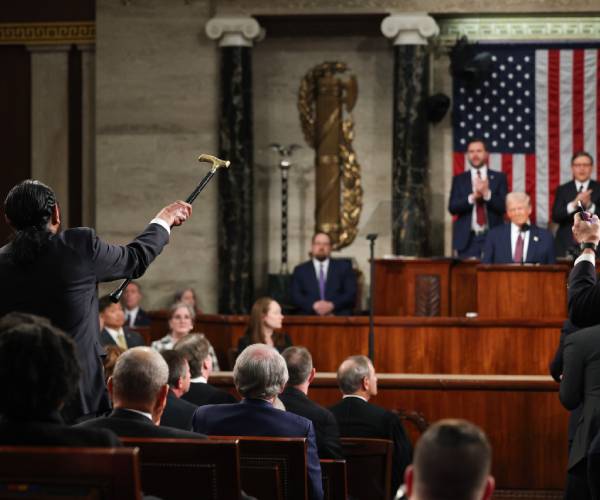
[298,62,363,250]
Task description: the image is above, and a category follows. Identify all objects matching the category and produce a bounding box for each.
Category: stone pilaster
[206,17,263,313]
[381,13,438,256]
[78,44,96,228]
[28,44,71,227]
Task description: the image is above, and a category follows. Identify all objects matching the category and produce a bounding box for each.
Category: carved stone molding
[438,16,600,43]
[381,13,439,45]
[205,17,264,47]
[0,22,94,46]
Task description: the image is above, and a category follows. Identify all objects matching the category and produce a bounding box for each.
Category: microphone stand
[366,233,378,362]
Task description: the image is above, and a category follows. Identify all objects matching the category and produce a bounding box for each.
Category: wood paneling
[210,373,568,493]
[477,265,569,319]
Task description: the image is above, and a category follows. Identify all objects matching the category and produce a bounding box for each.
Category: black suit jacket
[560,326,600,470]
[280,386,343,459]
[100,327,145,349]
[291,259,357,315]
[329,397,412,496]
[161,391,198,431]
[587,429,600,498]
[552,179,600,257]
[0,224,169,420]
[77,408,207,439]
[568,260,600,328]
[128,307,151,327]
[182,381,237,407]
[448,169,508,252]
[0,411,121,447]
[481,223,556,264]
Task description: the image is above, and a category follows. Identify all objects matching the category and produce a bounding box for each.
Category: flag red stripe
[526,154,537,224]
[572,49,585,152]
[548,50,561,222]
[502,155,513,192]
[453,152,465,177]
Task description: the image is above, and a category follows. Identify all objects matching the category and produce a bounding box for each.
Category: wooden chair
[210,436,308,500]
[0,446,141,500]
[120,437,241,500]
[320,459,347,500]
[393,408,429,446]
[340,438,393,500]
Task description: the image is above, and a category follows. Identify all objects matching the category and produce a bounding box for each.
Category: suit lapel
[502,224,513,262]
[525,226,537,263]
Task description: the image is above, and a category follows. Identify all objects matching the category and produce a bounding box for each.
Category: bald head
[110,347,169,411]
[233,343,288,400]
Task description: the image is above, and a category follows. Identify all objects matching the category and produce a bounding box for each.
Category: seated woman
[151,301,219,370]
[174,287,202,315]
[238,297,292,354]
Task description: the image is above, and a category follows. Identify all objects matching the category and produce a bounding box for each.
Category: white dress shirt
[124,306,139,327]
[312,258,330,281]
[104,326,126,346]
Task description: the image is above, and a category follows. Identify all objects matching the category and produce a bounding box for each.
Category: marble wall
[95,0,219,310]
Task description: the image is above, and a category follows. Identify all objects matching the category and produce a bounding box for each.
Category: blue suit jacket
[481,223,556,264]
[448,169,508,252]
[192,398,323,500]
[290,259,356,315]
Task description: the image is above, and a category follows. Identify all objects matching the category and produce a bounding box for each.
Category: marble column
[78,44,96,228]
[28,45,71,228]
[206,17,263,314]
[381,14,439,256]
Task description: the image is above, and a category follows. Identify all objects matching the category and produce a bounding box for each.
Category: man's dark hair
[572,150,594,165]
[162,349,188,388]
[413,419,492,500]
[466,138,488,151]
[0,315,80,419]
[98,295,116,314]
[4,179,57,266]
[174,334,209,378]
[282,346,313,386]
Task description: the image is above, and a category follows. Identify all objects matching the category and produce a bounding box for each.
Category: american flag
[453,44,600,225]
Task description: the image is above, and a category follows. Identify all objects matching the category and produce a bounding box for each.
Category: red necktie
[476,170,487,226]
[513,233,524,263]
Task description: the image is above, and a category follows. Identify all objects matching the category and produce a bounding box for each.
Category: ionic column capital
[205,16,264,47]
[381,13,439,46]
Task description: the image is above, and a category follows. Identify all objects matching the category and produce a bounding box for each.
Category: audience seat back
[0,446,141,500]
[340,437,393,500]
[209,435,308,500]
[320,459,347,500]
[120,437,241,500]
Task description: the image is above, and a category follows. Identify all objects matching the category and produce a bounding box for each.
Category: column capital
[381,13,439,45]
[205,16,264,47]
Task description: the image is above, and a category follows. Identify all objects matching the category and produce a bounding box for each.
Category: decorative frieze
[0,22,94,45]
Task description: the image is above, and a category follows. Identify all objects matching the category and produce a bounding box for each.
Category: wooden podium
[476,264,569,319]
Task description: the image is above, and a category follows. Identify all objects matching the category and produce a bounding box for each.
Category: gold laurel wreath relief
[298,62,363,250]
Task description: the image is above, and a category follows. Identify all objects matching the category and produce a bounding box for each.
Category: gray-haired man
[192,344,324,500]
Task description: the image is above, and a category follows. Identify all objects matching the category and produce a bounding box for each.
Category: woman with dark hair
[174,287,202,315]
[0,179,192,421]
[237,297,292,354]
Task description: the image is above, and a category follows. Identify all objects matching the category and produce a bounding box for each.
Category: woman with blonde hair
[151,301,219,370]
[237,297,292,354]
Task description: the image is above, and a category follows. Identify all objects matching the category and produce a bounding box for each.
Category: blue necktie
[319,264,326,300]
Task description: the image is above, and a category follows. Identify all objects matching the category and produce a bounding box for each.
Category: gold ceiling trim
[0,22,95,45]
[438,16,600,43]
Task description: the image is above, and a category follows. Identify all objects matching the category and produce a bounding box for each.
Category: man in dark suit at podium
[291,232,356,316]
[552,151,600,258]
[449,138,508,258]
[482,192,555,264]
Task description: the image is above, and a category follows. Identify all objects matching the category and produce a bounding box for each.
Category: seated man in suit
[330,355,412,498]
[552,151,600,258]
[174,333,236,406]
[98,295,145,349]
[482,192,555,264]
[404,419,495,500]
[0,312,120,446]
[448,138,508,258]
[291,232,356,316]
[78,346,205,439]
[160,350,198,431]
[280,346,343,459]
[121,281,152,327]
[192,344,324,500]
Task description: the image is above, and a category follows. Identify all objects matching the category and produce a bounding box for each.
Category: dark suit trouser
[565,460,591,500]
[457,232,487,259]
